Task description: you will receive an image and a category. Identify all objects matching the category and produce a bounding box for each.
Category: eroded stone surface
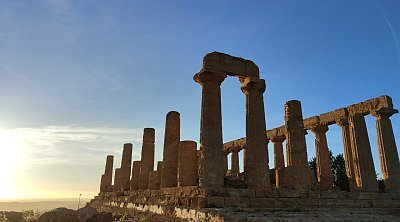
[178,141,198,187]
[139,128,155,190]
[161,111,180,188]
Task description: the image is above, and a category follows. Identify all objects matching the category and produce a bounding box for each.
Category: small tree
[332,153,349,191]
[309,151,350,191]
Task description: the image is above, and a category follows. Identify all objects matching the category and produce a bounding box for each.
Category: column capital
[371,108,399,119]
[240,77,266,94]
[270,135,286,143]
[336,118,349,127]
[194,71,226,86]
[310,124,329,134]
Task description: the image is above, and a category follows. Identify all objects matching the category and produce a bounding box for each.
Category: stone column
[178,140,199,186]
[284,100,311,190]
[161,111,180,188]
[139,128,155,190]
[230,149,240,175]
[271,135,286,188]
[148,171,159,190]
[130,161,141,191]
[336,118,357,191]
[120,143,133,191]
[372,108,400,192]
[113,168,121,192]
[100,155,114,192]
[349,113,378,192]
[310,125,333,190]
[194,71,227,187]
[156,161,163,189]
[240,77,270,188]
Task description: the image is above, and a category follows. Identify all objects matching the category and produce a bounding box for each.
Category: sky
[0,0,399,200]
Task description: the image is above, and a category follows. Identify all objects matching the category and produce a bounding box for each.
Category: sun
[0,129,23,199]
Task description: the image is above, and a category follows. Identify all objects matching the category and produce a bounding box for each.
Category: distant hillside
[0,199,91,212]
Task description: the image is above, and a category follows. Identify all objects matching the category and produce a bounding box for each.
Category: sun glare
[0,129,23,199]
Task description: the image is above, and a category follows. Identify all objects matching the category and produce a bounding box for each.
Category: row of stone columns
[267,104,400,192]
[99,111,199,193]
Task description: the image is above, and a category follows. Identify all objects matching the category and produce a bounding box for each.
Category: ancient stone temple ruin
[89,52,400,221]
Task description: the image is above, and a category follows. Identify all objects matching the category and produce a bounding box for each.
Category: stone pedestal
[139,128,155,190]
[311,125,333,190]
[194,71,227,187]
[337,118,357,191]
[100,155,114,192]
[349,113,378,192]
[271,135,286,188]
[230,149,240,175]
[161,111,180,188]
[372,108,400,192]
[130,161,141,191]
[284,100,311,190]
[120,143,133,191]
[241,77,270,188]
[178,141,199,187]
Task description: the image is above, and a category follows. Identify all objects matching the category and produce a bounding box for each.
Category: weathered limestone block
[113,168,122,192]
[310,124,334,190]
[284,100,311,190]
[349,113,378,192]
[194,70,227,187]
[120,143,133,191]
[347,95,393,116]
[201,52,259,78]
[372,108,400,192]
[336,117,357,191]
[241,77,270,188]
[161,111,180,188]
[148,171,159,190]
[130,161,141,191]
[271,135,286,188]
[139,128,155,190]
[178,141,199,187]
[100,155,113,192]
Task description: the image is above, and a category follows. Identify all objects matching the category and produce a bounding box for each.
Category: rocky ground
[0,206,180,222]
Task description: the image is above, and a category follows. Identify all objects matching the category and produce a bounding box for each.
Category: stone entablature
[224,95,394,152]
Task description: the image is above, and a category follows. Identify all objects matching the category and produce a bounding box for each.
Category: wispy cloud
[0,126,143,166]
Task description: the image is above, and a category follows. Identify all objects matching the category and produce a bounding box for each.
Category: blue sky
[0,0,399,199]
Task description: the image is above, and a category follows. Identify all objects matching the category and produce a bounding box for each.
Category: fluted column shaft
[120,143,133,191]
[336,118,357,191]
[194,71,226,187]
[156,161,163,189]
[271,135,286,188]
[100,155,114,192]
[130,161,141,191]
[311,125,333,190]
[349,113,378,192]
[161,111,180,188]
[139,128,155,190]
[285,100,311,190]
[372,108,400,192]
[113,168,121,192]
[231,149,240,175]
[178,141,199,186]
[241,77,270,188]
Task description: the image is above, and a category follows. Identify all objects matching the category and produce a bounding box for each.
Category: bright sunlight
[0,129,23,199]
